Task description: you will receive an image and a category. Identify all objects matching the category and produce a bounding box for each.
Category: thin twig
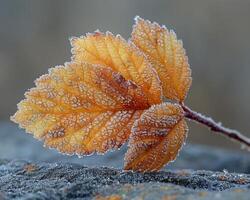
[181,103,250,148]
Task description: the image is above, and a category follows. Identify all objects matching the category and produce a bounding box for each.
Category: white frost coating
[69,30,162,105]
[125,102,187,171]
[131,16,192,101]
[12,61,153,156]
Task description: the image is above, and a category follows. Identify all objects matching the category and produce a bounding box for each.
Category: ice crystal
[11,16,194,172]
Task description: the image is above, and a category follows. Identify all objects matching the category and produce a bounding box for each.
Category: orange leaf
[124,103,188,172]
[70,31,162,105]
[131,17,192,102]
[11,62,154,155]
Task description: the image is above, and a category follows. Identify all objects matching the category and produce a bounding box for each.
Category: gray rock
[0,122,250,173]
[0,159,250,200]
[1,122,250,199]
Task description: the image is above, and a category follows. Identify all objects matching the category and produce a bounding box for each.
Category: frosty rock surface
[0,159,250,200]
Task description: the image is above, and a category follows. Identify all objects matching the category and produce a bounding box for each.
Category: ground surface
[0,122,250,199]
[0,159,250,200]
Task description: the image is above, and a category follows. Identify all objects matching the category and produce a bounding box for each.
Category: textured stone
[1,122,250,199]
[0,159,250,199]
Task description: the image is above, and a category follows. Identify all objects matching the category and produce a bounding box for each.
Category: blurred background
[0,0,250,168]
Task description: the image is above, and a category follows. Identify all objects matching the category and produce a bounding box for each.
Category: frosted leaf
[70,31,162,105]
[124,103,188,172]
[131,16,192,102]
[11,62,152,155]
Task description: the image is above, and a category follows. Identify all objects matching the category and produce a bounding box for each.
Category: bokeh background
[0,0,250,157]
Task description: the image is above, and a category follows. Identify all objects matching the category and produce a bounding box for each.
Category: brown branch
[181,103,250,148]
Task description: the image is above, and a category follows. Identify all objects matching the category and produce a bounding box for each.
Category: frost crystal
[124,103,188,172]
[11,16,197,172]
[132,16,192,102]
[11,62,156,155]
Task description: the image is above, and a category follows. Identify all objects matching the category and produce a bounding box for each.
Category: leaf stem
[181,103,250,148]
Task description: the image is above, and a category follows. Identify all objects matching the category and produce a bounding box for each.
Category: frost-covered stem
[181,103,250,148]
